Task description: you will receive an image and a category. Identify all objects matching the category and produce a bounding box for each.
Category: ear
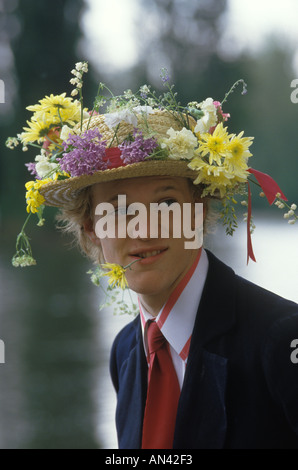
[83,218,101,247]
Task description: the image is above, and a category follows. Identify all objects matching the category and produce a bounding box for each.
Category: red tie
[141,321,180,449]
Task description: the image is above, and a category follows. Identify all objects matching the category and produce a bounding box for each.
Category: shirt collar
[139,248,209,361]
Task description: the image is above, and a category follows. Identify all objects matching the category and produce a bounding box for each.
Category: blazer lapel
[174,250,236,449]
[115,320,147,449]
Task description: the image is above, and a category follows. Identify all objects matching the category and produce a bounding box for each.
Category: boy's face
[88,176,202,310]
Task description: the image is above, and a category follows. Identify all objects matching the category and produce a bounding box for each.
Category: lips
[134,249,163,259]
[129,247,168,261]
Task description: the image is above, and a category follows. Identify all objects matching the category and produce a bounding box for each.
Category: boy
[9,64,298,448]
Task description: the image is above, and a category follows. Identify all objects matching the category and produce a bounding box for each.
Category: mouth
[129,247,168,263]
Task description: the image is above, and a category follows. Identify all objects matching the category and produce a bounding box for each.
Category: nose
[126,202,153,240]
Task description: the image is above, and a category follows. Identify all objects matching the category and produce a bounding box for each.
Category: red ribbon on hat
[103,147,126,169]
[246,168,288,264]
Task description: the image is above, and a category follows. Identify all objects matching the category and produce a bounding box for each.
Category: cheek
[99,237,123,263]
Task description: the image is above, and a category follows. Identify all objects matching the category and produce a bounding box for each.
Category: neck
[138,248,202,317]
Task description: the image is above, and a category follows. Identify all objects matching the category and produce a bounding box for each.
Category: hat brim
[39,160,197,208]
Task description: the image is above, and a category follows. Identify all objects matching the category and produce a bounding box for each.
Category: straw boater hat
[39,110,197,209]
[7,61,294,270]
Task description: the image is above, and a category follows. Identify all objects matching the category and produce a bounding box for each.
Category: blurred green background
[0,0,297,449]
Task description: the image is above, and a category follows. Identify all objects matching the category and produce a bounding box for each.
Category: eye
[114,206,128,216]
[160,198,177,207]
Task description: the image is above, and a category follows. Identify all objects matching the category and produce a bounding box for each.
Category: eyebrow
[107,194,124,204]
[154,185,180,193]
[106,185,180,204]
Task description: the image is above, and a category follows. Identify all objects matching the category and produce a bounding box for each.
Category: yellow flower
[226,131,253,168]
[27,93,82,127]
[101,263,128,290]
[198,123,229,165]
[27,93,74,113]
[25,189,45,214]
[21,117,54,144]
[189,157,234,198]
[25,179,52,213]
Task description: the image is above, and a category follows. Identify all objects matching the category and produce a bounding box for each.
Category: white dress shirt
[138,248,209,389]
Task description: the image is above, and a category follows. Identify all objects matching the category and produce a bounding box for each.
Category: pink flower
[213,101,230,122]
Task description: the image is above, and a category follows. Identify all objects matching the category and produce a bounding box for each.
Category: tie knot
[147,321,166,354]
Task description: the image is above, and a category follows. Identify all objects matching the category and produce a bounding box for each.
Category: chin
[127,273,168,297]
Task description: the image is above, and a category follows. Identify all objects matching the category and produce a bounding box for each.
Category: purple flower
[59,128,108,177]
[119,129,158,165]
[25,162,40,178]
[160,67,170,84]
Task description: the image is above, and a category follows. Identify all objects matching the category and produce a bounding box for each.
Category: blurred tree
[237,38,298,203]
[0,0,90,217]
[0,0,103,449]
[129,0,298,204]
[134,0,228,95]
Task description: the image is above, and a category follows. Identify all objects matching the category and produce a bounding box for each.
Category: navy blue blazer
[110,250,298,449]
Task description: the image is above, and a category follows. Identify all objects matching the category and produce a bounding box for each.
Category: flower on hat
[60,124,75,141]
[104,108,138,129]
[21,117,55,144]
[104,105,154,130]
[189,124,253,198]
[59,128,108,177]
[22,93,82,145]
[35,151,60,179]
[226,131,253,169]
[198,123,230,165]
[194,98,218,135]
[189,157,234,198]
[25,178,51,213]
[119,129,159,164]
[161,127,198,160]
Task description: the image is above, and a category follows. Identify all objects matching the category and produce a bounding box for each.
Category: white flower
[124,89,133,99]
[291,204,297,211]
[104,108,138,129]
[188,101,200,108]
[132,105,154,115]
[60,125,74,141]
[194,97,217,134]
[75,62,88,73]
[83,110,90,120]
[161,127,198,160]
[147,98,156,107]
[35,154,59,179]
[140,84,150,95]
[72,100,90,121]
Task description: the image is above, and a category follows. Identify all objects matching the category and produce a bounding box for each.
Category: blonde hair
[56,180,218,264]
[56,185,103,263]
